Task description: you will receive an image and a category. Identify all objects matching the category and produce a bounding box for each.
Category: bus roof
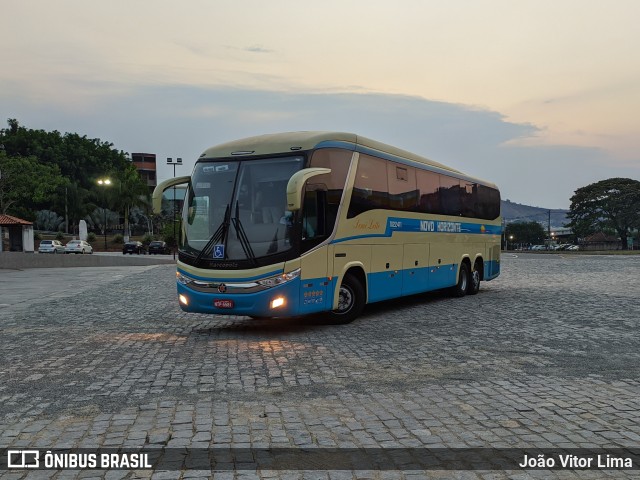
[200,131,497,188]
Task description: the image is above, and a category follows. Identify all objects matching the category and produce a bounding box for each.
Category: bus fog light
[271,297,285,309]
[179,294,189,306]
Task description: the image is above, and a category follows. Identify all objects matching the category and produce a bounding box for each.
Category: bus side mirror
[152,176,191,214]
[286,168,331,211]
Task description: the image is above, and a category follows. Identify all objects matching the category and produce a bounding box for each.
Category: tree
[0,151,66,218]
[102,166,150,239]
[0,119,148,230]
[85,207,119,234]
[55,181,95,234]
[567,178,640,249]
[34,210,65,231]
[504,221,546,247]
[0,119,131,192]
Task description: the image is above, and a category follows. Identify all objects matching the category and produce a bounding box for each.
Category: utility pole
[502,217,508,251]
[167,157,183,260]
[548,210,551,248]
[65,186,68,234]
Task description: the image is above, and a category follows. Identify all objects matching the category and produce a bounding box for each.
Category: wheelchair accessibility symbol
[213,244,225,259]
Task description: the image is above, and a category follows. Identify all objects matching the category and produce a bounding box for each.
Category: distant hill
[501,200,569,229]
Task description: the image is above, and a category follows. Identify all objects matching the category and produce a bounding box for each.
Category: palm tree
[108,166,150,240]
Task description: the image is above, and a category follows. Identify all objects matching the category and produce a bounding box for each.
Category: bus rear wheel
[452,262,470,298]
[327,274,365,324]
[468,262,481,295]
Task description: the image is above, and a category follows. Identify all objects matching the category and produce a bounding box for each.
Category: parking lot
[1,253,639,478]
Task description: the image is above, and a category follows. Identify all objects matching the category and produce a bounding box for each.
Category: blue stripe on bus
[484,260,500,280]
[367,259,499,303]
[315,141,357,151]
[176,259,500,316]
[332,217,502,244]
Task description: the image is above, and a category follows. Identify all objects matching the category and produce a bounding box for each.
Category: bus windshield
[183,156,304,263]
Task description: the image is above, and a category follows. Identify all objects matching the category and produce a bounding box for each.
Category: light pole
[167,157,182,260]
[508,235,514,251]
[97,178,111,251]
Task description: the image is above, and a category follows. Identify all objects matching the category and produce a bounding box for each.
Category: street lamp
[97,178,111,251]
[167,157,183,260]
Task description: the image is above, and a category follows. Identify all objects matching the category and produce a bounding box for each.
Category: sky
[2,0,639,209]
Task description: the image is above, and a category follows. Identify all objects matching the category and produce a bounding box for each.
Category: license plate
[214,299,234,309]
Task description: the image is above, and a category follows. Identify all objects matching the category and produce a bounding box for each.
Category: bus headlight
[257,268,301,288]
[176,271,194,285]
[179,294,189,306]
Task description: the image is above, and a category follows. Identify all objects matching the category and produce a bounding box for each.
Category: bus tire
[453,262,469,298]
[327,273,365,324]
[468,261,481,295]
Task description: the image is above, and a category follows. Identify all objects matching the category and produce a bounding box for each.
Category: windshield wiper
[231,201,257,266]
[194,203,231,266]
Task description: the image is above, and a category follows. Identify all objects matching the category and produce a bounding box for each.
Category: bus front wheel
[327,274,365,324]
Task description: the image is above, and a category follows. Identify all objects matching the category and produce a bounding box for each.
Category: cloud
[1,84,637,209]
[243,45,273,54]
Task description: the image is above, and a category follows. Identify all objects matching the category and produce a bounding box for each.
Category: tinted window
[305,148,353,241]
[388,163,418,211]
[439,175,461,216]
[477,184,501,220]
[346,153,500,220]
[347,154,390,218]
[416,169,441,214]
[459,181,476,218]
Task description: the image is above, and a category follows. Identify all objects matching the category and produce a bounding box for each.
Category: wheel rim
[472,270,480,290]
[460,270,468,291]
[336,284,354,314]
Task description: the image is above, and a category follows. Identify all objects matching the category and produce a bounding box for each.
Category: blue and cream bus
[153,132,501,323]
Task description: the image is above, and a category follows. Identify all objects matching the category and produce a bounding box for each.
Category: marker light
[176,271,193,285]
[270,297,285,309]
[179,294,189,306]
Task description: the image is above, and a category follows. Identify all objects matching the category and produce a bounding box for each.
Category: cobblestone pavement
[1,253,639,479]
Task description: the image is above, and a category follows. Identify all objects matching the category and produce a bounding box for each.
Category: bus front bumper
[176,280,302,317]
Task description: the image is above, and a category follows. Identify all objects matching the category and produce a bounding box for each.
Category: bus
[153,132,501,323]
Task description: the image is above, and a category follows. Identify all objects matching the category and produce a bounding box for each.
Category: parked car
[38,239,65,254]
[148,240,170,255]
[65,240,93,254]
[123,241,146,255]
